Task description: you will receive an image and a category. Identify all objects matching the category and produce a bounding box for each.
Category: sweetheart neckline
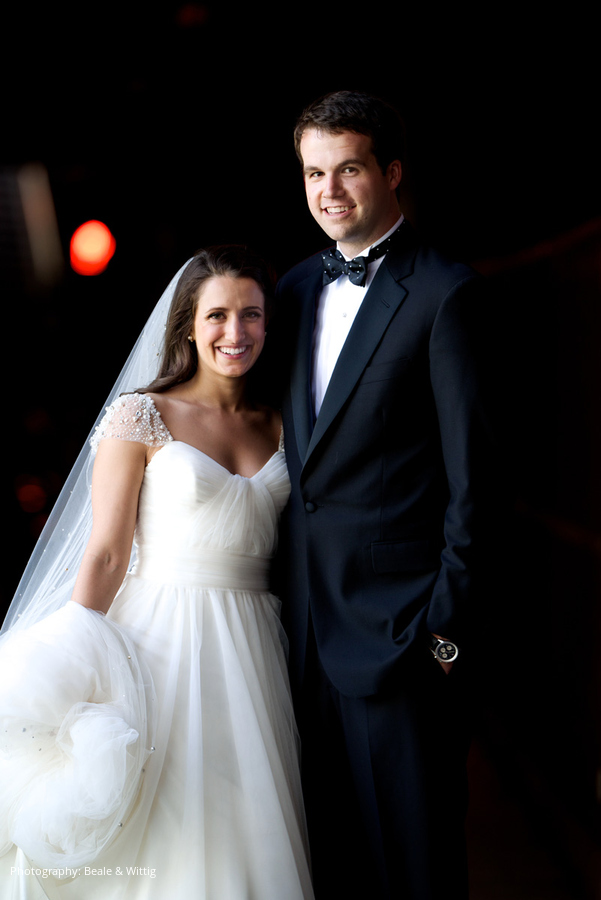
[148,440,283,480]
[140,393,284,481]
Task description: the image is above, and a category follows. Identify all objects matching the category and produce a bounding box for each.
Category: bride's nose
[225,314,245,342]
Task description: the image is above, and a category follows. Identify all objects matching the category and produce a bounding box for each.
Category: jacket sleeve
[425,274,499,645]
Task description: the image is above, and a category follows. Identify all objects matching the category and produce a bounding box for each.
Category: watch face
[435,641,458,663]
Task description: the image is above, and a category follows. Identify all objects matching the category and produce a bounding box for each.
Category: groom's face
[300,128,402,258]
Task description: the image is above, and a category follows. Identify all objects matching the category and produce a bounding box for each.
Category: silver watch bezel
[431,639,459,663]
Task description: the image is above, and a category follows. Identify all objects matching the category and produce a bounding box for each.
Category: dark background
[2,4,600,897]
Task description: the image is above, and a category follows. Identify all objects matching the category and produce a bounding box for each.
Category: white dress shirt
[311,215,404,416]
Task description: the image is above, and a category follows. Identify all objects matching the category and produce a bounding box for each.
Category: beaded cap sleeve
[90,393,173,453]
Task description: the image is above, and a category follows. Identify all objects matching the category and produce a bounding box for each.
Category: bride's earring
[188,336,195,343]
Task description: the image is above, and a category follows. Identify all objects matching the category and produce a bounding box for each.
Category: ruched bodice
[133,442,290,589]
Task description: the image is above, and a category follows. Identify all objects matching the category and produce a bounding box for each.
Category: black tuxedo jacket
[274,223,494,698]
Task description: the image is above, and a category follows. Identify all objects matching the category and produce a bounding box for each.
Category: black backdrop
[2,4,601,894]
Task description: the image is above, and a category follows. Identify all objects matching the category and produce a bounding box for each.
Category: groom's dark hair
[293,90,406,176]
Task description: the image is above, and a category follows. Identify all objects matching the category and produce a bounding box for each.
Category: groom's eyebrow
[303,157,365,174]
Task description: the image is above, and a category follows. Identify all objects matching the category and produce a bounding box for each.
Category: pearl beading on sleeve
[90,393,173,453]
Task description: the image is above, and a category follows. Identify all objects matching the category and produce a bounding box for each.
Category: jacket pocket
[371,538,441,574]
[358,357,411,386]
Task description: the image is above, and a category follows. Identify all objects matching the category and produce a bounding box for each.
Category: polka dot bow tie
[321,228,402,287]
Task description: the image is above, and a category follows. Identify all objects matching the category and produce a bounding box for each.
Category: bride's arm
[70,438,147,615]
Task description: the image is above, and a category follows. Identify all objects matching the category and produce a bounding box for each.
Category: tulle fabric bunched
[0,601,155,866]
[0,601,157,898]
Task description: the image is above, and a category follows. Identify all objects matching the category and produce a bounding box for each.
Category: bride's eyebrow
[205,306,263,313]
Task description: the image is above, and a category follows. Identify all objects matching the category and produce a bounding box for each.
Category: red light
[16,479,47,513]
[70,220,116,275]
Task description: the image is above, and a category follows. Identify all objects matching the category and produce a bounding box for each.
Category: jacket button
[305,501,316,513]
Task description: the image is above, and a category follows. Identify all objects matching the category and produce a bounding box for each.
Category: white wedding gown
[0,394,313,899]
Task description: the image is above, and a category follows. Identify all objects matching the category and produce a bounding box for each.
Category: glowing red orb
[70,220,116,275]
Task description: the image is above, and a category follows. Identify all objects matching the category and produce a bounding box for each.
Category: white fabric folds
[0,601,156,871]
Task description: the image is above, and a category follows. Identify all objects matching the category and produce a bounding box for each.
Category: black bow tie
[321,226,403,287]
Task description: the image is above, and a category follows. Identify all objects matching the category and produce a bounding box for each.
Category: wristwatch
[429,635,459,663]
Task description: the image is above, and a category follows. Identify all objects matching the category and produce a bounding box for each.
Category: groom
[275,90,495,898]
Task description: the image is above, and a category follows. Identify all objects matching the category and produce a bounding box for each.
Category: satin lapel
[289,268,322,463]
[304,260,409,463]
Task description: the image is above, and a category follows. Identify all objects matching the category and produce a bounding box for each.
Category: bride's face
[191,276,267,380]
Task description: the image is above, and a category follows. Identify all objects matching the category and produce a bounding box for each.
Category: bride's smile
[191,276,267,381]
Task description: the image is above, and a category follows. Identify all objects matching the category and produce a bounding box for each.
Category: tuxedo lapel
[288,223,419,471]
[304,260,409,463]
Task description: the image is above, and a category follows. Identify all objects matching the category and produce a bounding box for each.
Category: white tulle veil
[1,258,193,637]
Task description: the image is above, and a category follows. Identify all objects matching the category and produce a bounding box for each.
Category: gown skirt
[0,419,313,900]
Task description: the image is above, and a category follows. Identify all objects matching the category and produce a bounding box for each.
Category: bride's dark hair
[139,245,276,396]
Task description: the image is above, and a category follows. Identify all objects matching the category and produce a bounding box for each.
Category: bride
[0,246,314,899]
